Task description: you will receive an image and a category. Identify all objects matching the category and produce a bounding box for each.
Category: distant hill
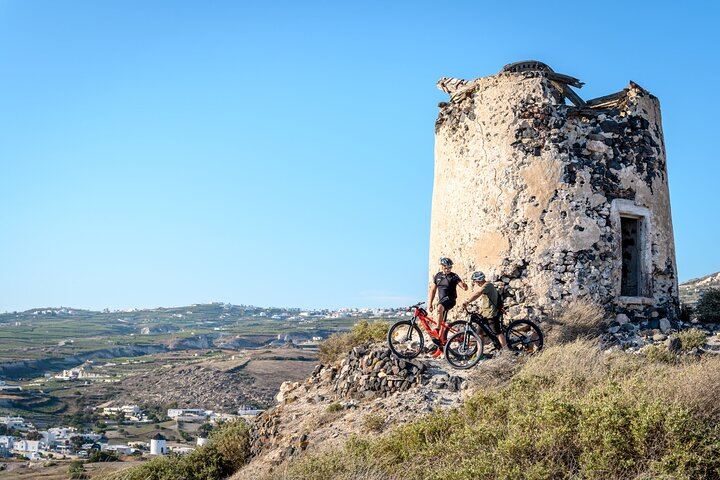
[679,271,720,306]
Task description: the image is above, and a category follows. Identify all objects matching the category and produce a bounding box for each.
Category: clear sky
[1,1,718,312]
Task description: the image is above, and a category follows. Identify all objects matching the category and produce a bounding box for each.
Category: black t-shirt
[434,272,462,302]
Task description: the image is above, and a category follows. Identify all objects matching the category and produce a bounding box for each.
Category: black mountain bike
[445,305,544,369]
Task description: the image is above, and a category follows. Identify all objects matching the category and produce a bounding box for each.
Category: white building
[172,446,195,455]
[0,436,16,450]
[101,405,143,420]
[44,427,77,443]
[103,444,134,455]
[150,433,167,455]
[0,416,26,429]
[13,439,41,454]
[0,381,21,391]
[167,408,206,419]
[196,437,209,447]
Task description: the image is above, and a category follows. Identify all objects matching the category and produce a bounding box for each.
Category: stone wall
[429,66,678,325]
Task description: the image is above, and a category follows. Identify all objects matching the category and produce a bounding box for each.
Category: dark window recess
[621,217,640,296]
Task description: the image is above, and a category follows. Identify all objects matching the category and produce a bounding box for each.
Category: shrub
[68,460,88,479]
[319,320,390,364]
[362,413,385,433]
[106,419,250,480]
[209,418,251,472]
[644,344,677,363]
[679,303,694,322]
[696,288,720,323]
[326,402,343,413]
[676,328,707,352]
[87,451,120,463]
[546,297,606,344]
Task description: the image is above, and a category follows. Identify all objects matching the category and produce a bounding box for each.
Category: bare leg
[435,304,446,335]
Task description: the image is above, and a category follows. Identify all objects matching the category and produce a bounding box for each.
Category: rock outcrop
[237,342,472,479]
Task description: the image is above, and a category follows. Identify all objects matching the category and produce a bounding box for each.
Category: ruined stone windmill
[429,61,678,325]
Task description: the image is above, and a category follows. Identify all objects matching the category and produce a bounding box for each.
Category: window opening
[620,217,640,296]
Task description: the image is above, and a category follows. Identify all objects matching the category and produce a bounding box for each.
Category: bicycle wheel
[444,328,483,369]
[388,321,424,359]
[505,320,544,355]
[441,320,466,344]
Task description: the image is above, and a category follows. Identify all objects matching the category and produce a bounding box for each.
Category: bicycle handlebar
[408,301,426,309]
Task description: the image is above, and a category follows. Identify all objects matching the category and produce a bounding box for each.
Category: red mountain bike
[387,302,464,359]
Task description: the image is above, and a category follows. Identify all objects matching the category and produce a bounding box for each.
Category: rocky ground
[232,343,488,480]
[84,348,317,411]
[605,313,720,354]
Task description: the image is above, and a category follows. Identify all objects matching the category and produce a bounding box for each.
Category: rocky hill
[231,343,493,479]
[230,334,720,480]
[679,271,720,306]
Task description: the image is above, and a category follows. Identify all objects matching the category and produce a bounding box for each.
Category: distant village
[0,404,261,461]
[0,303,407,465]
[8,304,408,319]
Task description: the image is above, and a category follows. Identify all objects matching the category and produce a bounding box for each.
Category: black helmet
[439,257,453,268]
[471,271,486,282]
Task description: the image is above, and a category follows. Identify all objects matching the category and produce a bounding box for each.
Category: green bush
[676,329,707,352]
[644,344,677,363]
[87,450,120,463]
[68,460,88,479]
[326,402,343,413]
[362,413,385,433]
[696,288,720,323]
[106,419,250,480]
[318,320,389,364]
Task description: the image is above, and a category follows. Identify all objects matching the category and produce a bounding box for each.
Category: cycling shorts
[439,296,456,311]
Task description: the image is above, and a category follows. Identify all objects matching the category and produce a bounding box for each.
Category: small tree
[71,436,85,451]
[26,431,42,441]
[87,451,120,463]
[68,460,88,480]
[696,288,720,323]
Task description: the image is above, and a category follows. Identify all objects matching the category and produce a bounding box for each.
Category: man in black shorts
[428,258,467,353]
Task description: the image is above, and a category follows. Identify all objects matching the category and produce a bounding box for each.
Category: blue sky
[0,1,718,312]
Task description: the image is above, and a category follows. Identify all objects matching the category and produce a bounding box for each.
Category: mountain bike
[387,302,465,359]
[444,305,544,369]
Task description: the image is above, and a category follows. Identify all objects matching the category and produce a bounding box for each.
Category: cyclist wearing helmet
[428,257,467,337]
[462,271,507,349]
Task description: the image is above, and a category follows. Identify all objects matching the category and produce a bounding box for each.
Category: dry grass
[545,297,606,345]
[639,355,720,420]
[362,413,386,433]
[266,452,395,480]
[277,340,720,480]
[467,349,524,390]
[318,320,389,364]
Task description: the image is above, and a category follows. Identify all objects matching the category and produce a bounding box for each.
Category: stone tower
[429,61,678,325]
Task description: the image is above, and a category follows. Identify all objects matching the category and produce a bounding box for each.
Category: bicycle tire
[444,328,483,369]
[505,320,544,355]
[443,320,466,343]
[388,321,424,359]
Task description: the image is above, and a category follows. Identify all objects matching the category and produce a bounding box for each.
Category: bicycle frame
[468,312,504,350]
[408,305,458,345]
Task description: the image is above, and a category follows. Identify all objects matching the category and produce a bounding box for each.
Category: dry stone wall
[430,67,678,326]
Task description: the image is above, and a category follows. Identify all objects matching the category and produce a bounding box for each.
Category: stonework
[429,62,678,325]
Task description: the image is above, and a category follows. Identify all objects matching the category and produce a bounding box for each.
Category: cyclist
[462,271,508,349]
[428,257,467,356]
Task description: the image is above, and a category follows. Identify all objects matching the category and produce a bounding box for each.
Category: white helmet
[471,271,486,282]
